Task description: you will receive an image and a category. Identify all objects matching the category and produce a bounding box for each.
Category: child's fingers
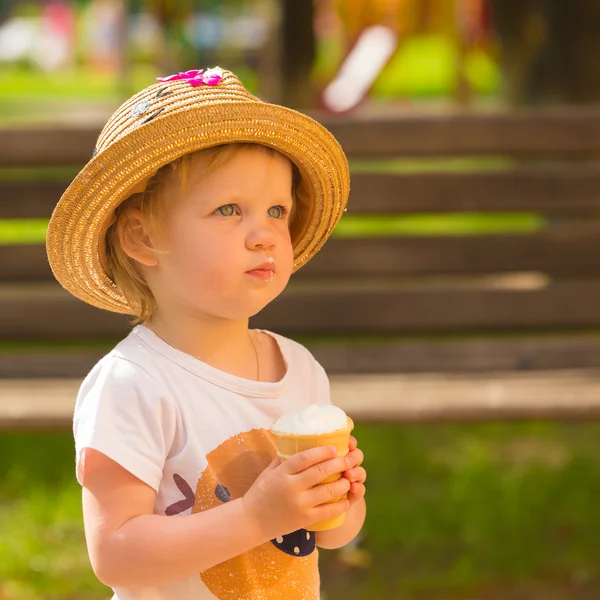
[343,466,367,483]
[348,436,358,452]
[345,448,364,469]
[297,455,350,488]
[267,456,281,470]
[283,445,338,475]
[349,482,366,500]
[313,496,351,520]
[308,476,351,507]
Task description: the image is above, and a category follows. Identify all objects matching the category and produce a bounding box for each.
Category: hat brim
[46,102,349,314]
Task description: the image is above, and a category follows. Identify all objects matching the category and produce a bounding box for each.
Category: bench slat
[6,224,600,282]
[348,168,600,215]
[313,336,600,374]
[4,335,600,378]
[3,370,600,430]
[0,126,98,167]
[0,246,53,281]
[304,225,600,277]
[326,109,600,157]
[259,281,600,334]
[5,167,600,218]
[331,370,600,421]
[0,181,67,218]
[5,110,600,166]
[3,281,600,339]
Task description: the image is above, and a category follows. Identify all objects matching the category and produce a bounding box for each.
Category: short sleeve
[73,356,178,492]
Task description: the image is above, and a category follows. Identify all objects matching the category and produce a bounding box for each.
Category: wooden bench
[4,108,600,428]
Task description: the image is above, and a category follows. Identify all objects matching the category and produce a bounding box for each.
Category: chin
[222,302,273,321]
[218,289,285,321]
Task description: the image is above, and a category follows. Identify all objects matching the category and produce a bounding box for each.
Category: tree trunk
[559,0,600,103]
[491,0,600,105]
[280,0,316,109]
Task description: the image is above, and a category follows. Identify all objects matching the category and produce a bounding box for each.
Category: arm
[82,444,353,588]
[315,496,366,549]
[81,448,270,588]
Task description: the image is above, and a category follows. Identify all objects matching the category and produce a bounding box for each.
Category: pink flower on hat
[156,67,223,87]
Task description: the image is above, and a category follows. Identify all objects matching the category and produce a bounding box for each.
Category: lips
[246,259,276,281]
[247,261,275,274]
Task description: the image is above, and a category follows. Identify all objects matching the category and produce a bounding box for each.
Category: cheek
[278,228,295,273]
[167,225,228,276]
[161,219,295,299]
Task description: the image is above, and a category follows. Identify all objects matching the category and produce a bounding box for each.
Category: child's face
[148,147,295,320]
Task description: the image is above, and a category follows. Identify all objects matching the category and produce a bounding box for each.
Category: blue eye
[216,204,235,216]
[268,205,288,218]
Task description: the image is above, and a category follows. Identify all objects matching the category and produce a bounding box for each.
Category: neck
[146,308,258,380]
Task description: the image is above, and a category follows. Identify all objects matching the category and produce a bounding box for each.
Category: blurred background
[6,0,600,122]
[3,1,600,599]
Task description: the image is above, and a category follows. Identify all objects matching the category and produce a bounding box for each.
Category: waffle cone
[272,416,354,531]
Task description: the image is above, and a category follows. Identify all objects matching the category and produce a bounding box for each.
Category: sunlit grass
[0,65,154,100]
[0,433,108,600]
[0,220,48,244]
[349,157,514,174]
[333,212,545,237]
[2,424,600,599]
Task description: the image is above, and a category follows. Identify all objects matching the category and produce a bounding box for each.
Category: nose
[245,216,277,251]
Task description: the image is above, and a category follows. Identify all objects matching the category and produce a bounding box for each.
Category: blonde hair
[105,143,300,323]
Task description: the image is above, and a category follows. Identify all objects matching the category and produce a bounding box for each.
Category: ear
[117,208,161,267]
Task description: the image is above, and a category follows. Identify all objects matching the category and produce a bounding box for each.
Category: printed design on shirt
[165,474,195,516]
[165,427,319,599]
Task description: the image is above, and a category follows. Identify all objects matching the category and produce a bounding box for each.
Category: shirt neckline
[132,324,289,399]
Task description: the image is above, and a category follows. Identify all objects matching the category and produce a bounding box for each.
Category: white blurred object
[130,12,163,55]
[82,0,126,70]
[31,1,76,72]
[0,17,37,62]
[323,25,398,113]
[223,15,268,50]
[185,13,221,49]
[32,30,70,72]
[185,13,268,50]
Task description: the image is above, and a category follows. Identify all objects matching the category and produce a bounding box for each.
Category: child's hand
[342,435,366,509]
[242,446,351,540]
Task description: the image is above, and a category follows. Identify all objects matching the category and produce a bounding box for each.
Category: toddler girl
[46,67,366,600]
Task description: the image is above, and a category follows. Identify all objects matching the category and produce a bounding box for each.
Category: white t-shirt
[74,324,332,600]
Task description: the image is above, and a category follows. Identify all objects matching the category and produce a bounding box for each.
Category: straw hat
[46,67,350,315]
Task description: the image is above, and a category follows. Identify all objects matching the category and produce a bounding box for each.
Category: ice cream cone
[272,416,354,531]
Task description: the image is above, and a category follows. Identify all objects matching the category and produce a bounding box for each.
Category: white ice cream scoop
[271,404,348,435]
